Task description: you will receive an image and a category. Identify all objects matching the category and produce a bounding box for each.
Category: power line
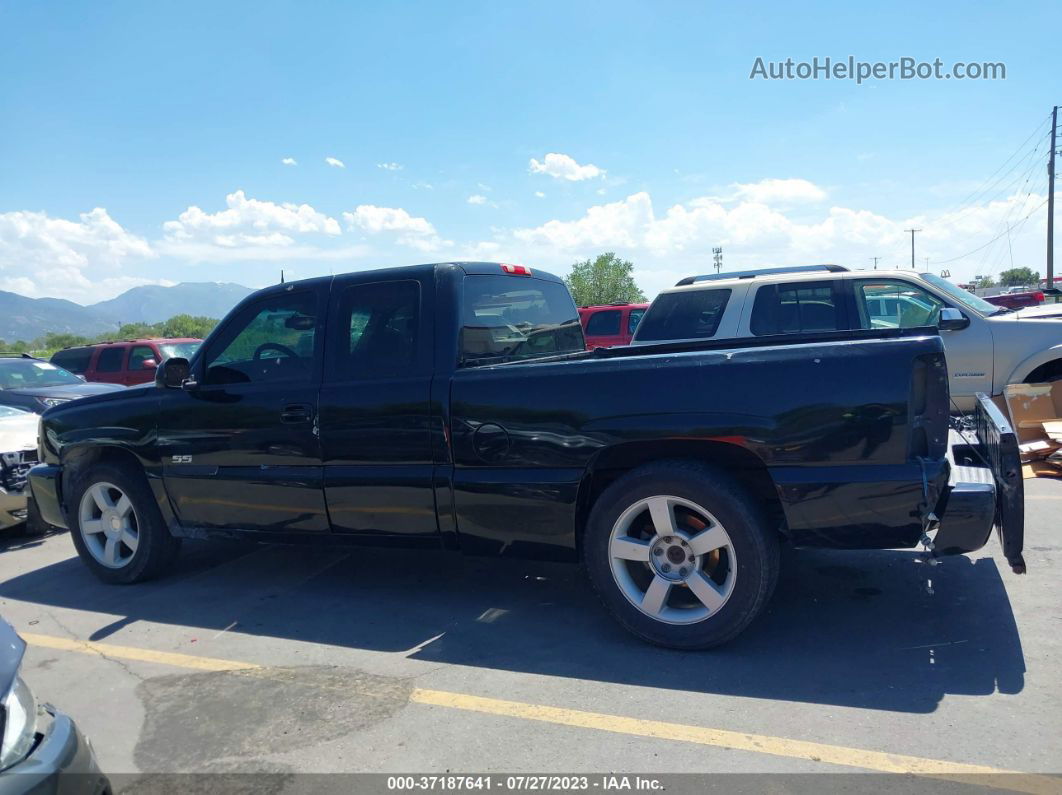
[932,199,1049,264]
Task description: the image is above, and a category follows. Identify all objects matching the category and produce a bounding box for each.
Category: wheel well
[575,440,787,550]
[1023,358,1062,383]
[60,445,145,515]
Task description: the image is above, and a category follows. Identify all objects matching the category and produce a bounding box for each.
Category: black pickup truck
[29,262,1023,648]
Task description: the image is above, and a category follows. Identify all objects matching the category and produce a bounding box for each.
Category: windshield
[919,273,1000,315]
[160,342,201,360]
[0,360,83,390]
[459,275,585,365]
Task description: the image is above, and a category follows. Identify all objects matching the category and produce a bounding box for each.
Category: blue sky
[0,0,1057,302]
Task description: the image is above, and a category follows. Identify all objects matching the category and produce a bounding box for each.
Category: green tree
[161,314,218,338]
[564,252,646,307]
[974,275,997,289]
[998,267,1040,287]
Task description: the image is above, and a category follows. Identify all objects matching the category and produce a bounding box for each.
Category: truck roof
[662,268,937,295]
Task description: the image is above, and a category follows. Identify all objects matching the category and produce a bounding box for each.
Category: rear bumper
[27,464,67,530]
[0,708,110,795]
[933,393,1025,572]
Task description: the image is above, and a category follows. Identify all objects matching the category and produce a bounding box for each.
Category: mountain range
[0,282,255,342]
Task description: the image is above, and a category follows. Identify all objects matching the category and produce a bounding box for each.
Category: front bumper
[932,393,1025,572]
[0,707,110,795]
[26,465,67,531]
[0,486,28,531]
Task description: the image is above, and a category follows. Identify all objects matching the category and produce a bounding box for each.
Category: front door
[318,273,438,541]
[851,277,993,409]
[158,284,329,533]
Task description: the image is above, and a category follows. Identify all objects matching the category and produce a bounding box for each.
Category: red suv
[50,338,202,386]
[577,303,649,349]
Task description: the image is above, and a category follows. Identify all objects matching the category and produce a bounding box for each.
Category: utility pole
[712,247,723,274]
[924,257,929,270]
[870,256,880,270]
[1048,105,1057,291]
[905,228,921,269]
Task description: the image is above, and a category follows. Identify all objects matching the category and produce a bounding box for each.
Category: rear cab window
[634,289,731,342]
[459,275,584,366]
[749,280,847,336]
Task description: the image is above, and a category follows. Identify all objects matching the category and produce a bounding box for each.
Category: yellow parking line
[21,632,1060,794]
[22,632,261,672]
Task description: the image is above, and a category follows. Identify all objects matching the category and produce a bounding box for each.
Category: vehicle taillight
[1034,292,1044,302]
[500,264,532,276]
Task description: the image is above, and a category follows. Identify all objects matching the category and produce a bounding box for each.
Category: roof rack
[675,264,849,286]
[0,353,37,359]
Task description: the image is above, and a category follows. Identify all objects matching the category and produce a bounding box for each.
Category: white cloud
[325,157,346,169]
[529,152,605,181]
[508,187,1049,298]
[343,204,450,252]
[343,205,436,236]
[162,190,341,249]
[729,178,827,204]
[377,162,403,171]
[281,157,297,166]
[467,194,488,205]
[534,191,546,198]
[0,207,154,271]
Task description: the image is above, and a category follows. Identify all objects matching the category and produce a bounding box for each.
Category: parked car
[578,302,649,349]
[0,355,125,414]
[30,262,1019,649]
[50,338,202,387]
[0,617,110,792]
[982,289,1045,310]
[633,265,1062,410]
[0,406,38,532]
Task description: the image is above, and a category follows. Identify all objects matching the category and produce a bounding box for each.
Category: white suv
[631,265,1062,411]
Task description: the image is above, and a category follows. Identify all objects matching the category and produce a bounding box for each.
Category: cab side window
[750,281,845,336]
[334,280,420,380]
[854,279,944,329]
[586,310,621,336]
[203,292,317,385]
[627,308,645,335]
[96,347,125,373]
[128,346,156,370]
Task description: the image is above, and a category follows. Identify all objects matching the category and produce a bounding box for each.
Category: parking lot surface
[1,477,1060,791]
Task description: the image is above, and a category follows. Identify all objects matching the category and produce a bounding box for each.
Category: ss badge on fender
[171,455,193,464]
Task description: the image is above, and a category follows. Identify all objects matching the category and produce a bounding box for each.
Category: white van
[632,265,1062,411]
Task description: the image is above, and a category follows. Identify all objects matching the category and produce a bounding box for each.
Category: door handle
[280,403,314,424]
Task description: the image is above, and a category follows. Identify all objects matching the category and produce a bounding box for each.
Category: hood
[5,382,126,400]
[0,413,37,453]
[1011,303,1062,320]
[0,616,25,697]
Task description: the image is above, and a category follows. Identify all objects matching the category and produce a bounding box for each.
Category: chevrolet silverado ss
[29,262,1023,648]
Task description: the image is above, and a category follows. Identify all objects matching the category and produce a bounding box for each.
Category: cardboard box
[1005,382,1062,477]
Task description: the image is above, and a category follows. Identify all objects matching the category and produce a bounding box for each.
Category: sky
[0,0,1058,304]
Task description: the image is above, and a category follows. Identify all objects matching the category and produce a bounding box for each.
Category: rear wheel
[69,462,180,584]
[583,461,779,649]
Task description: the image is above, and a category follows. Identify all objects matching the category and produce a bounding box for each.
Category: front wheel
[583,461,780,649]
[69,462,180,584]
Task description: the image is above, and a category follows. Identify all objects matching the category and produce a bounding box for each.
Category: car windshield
[0,405,31,419]
[160,342,201,360]
[0,359,83,390]
[919,273,1000,315]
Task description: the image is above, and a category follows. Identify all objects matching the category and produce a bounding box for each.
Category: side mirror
[155,357,191,389]
[141,358,158,370]
[938,307,970,331]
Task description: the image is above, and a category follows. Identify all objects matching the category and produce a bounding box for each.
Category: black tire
[23,495,49,537]
[583,460,780,649]
[69,462,180,584]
